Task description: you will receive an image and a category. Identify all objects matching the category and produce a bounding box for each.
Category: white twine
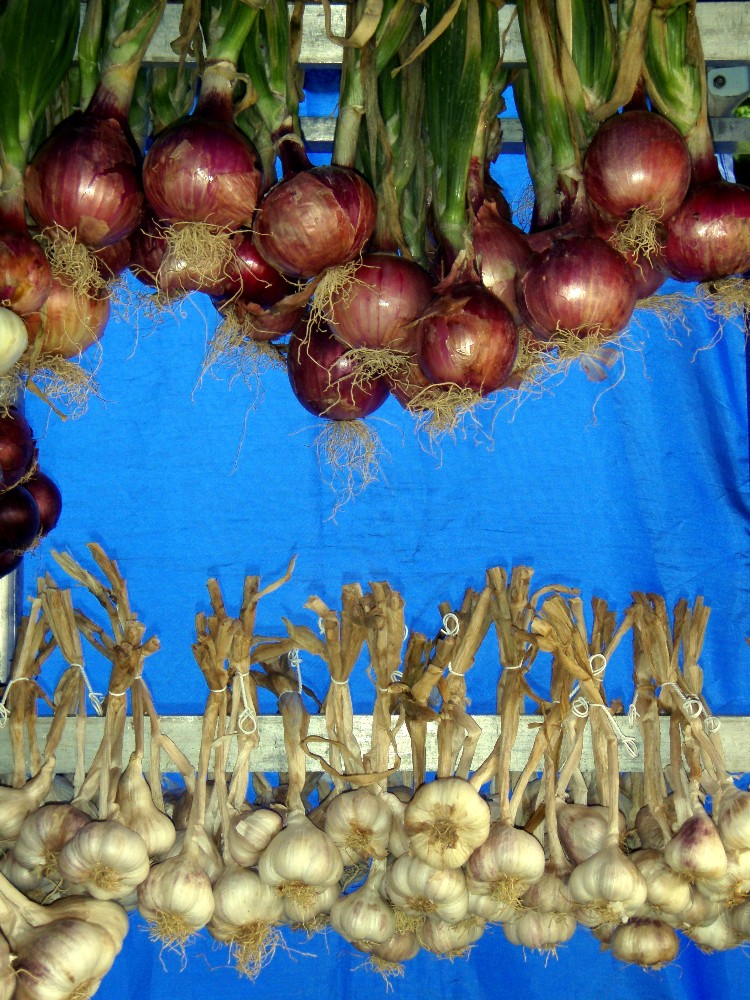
[659,681,702,719]
[391,670,403,683]
[504,662,525,671]
[403,624,409,643]
[571,695,589,718]
[288,649,303,693]
[590,704,639,759]
[317,617,326,635]
[209,686,228,694]
[235,672,257,736]
[446,661,465,677]
[589,653,607,677]
[329,677,349,686]
[72,663,104,716]
[0,677,30,727]
[441,613,460,637]
[627,702,640,730]
[704,715,722,734]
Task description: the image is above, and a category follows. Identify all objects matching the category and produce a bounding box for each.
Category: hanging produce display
[0,545,747,988]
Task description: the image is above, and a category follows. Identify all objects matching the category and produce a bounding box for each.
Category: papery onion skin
[24,278,110,358]
[583,110,691,222]
[95,236,132,280]
[590,212,667,299]
[326,253,434,352]
[0,408,36,490]
[218,297,306,342]
[473,205,533,322]
[25,114,144,248]
[142,119,263,227]
[0,486,40,551]
[416,284,518,394]
[663,181,750,281]
[516,235,637,339]
[0,231,52,315]
[218,231,295,307]
[254,166,377,280]
[287,323,389,420]
[129,214,166,287]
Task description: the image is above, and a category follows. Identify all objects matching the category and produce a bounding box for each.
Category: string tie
[590,704,639,759]
[589,653,607,677]
[288,649,303,693]
[403,624,409,643]
[571,696,589,718]
[0,677,30,727]
[441,613,459,637]
[446,662,465,677]
[627,702,640,730]
[72,663,104,716]
[329,677,349,686]
[209,686,228,694]
[236,672,257,736]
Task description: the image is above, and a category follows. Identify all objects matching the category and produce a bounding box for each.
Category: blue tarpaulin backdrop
[17,119,750,996]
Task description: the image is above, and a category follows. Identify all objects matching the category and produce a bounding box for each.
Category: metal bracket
[708,65,750,116]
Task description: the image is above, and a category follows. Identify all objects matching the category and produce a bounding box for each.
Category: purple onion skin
[142,118,262,228]
[416,284,519,394]
[0,230,52,315]
[516,235,637,339]
[287,323,389,420]
[0,549,22,579]
[254,167,377,280]
[216,298,305,342]
[327,253,434,352]
[0,409,36,490]
[664,181,750,281]
[584,110,691,222]
[473,205,533,322]
[129,214,167,287]
[95,236,132,280]
[590,213,667,300]
[25,114,144,248]
[24,471,62,536]
[218,232,294,307]
[0,486,40,551]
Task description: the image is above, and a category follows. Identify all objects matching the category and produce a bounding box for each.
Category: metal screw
[713,74,727,89]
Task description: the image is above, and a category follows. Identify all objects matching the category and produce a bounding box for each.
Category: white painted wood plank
[3,714,748,776]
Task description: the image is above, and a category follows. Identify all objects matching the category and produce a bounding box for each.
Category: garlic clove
[631,848,692,918]
[115,752,176,860]
[384,853,468,924]
[0,757,57,843]
[465,823,545,903]
[716,786,750,852]
[568,844,647,924]
[282,881,340,928]
[330,861,395,945]
[227,808,283,869]
[404,778,490,871]
[684,911,742,953]
[160,826,223,882]
[556,803,626,865]
[258,810,343,891]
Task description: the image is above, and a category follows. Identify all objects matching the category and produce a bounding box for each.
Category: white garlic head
[324,789,391,866]
[384,853,468,924]
[403,778,490,870]
[57,819,150,901]
[227,809,283,869]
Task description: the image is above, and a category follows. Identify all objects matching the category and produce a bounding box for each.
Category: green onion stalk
[643,0,719,184]
[354,3,428,259]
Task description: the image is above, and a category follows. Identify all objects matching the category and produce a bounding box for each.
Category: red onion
[25,114,144,249]
[142,118,262,230]
[326,253,434,352]
[415,284,518,394]
[217,232,294,308]
[218,297,305,343]
[0,486,40,550]
[663,181,750,282]
[584,111,691,223]
[590,214,667,299]
[287,323,389,420]
[0,231,52,315]
[0,549,22,579]
[385,354,434,409]
[95,237,132,280]
[0,408,36,490]
[23,471,62,537]
[129,214,166,288]
[24,277,110,358]
[254,167,377,280]
[472,204,533,322]
[516,235,637,340]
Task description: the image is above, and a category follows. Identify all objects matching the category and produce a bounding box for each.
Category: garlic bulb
[677,886,722,930]
[699,848,750,902]
[384,854,468,924]
[13,918,121,1000]
[0,850,52,895]
[385,793,410,859]
[716,786,750,852]
[634,805,670,850]
[57,820,150,901]
[609,918,680,968]
[366,928,420,964]
[0,757,57,843]
[465,876,518,923]
[502,910,576,953]
[684,912,741,952]
[44,898,130,951]
[283,882,339,927]
[664,807,727,882]
[14,804,92,889]
[568,844,647,925]
[324,789,391,865]
[556,803,625,865]
[115,752,176,859]
[631,849,692,918]
[209,867,284,979]
[258,810,343,920]
[227,809,283,869]
[137,840,216,947]
[419,916,485,958]
[728,896,750,937]
[403,778,490,870]
[0,306,28,375]
[465,824,545,904]
[162,827,223,882]
[330,860,395,945]
[520,869,575,916]
[0,932,13,1000]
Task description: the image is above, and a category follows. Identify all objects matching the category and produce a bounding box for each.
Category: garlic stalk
[0,757,57,844]
[257,690,343,926]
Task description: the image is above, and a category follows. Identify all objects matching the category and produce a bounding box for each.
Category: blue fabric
[20,140,750,994]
